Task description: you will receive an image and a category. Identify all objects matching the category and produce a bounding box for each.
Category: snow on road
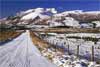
[0,30,57,67]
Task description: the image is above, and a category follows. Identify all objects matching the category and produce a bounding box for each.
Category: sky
[0,0,100,18]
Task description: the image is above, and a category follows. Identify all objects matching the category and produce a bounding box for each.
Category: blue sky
[1,0,100,1]
[0,0,100,18]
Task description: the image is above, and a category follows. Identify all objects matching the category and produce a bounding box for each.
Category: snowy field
[0,31,57,67]
[42,34,100,61]
[41,47,100,67]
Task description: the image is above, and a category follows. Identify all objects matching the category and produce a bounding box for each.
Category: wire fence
[43,36,100,63]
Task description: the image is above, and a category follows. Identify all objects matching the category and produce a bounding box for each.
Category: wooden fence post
[77,45,80,58]
[91,46,94,61]
[68,45,70,55]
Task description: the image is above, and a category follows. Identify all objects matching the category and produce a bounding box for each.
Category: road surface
[0,30,57,67]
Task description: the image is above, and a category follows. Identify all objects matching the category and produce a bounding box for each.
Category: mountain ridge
[0,8,100,28]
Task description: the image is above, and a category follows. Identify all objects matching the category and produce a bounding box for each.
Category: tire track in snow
[0,31,57,67]
[0,35,27,67]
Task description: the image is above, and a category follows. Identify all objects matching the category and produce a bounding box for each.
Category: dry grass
[0,30,22,42]
[30,31,65,52]
[32,27,100,33]
[30,31,49,50]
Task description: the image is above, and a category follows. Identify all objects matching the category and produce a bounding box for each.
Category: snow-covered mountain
[0,8,100,28]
